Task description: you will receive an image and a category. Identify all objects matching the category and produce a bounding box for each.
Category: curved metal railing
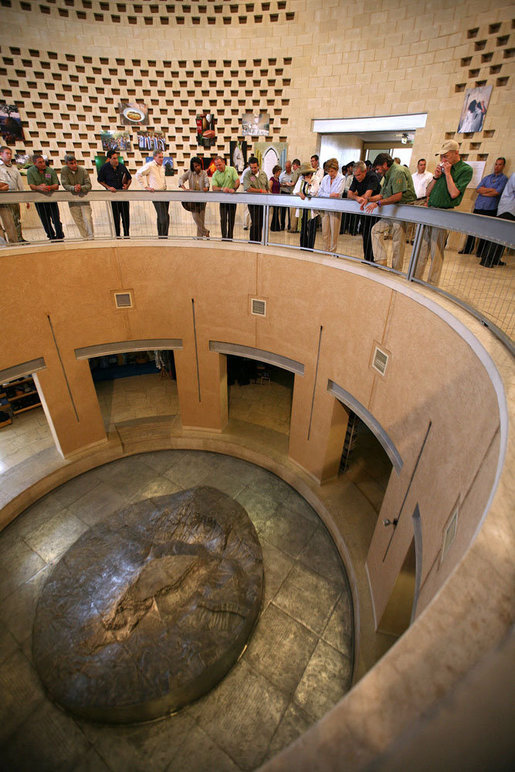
[1,189,514,348]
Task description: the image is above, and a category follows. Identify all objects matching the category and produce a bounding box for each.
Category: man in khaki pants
[60,154,94,239]
[365,153,416,271]
[0,179,18,244]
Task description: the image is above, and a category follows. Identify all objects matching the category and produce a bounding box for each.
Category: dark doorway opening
[88,350,178,430]
[340,411,393,514]
[226,355,294,436]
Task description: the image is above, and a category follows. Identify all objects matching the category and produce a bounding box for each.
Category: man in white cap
[414,140,472,285]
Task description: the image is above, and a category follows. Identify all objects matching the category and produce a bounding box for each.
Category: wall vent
[114,291,133,309]
[441,507,458,565]
[372,346,389,376]
[250,298,267,317]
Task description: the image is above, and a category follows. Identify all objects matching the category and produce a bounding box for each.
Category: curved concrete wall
[0,241,507,629]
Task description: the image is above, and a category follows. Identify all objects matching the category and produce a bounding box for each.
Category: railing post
[105,200,116,239]
[263,202,269,246]
[407,223,424,281]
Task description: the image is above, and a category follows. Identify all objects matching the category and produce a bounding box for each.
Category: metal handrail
[2,188,514,349]
[2,189,514,246]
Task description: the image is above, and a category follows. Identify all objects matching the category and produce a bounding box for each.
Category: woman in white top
[294,163,319,250]
[316,158,345,253]
[135,149,169,237]
[179,157,210,238]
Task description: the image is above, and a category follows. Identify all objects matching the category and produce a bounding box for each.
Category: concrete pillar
[289,377,349,483]
[33,358,106,458]
[174,348,228,432]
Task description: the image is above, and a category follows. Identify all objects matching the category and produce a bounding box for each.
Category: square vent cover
[250,298,267,317]
[372,345,389,376]
[114,291,133,309]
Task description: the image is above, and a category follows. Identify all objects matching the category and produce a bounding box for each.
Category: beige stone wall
[1,0,513,201]
[0,242,505,626]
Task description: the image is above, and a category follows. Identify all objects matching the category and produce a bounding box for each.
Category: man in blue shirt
[460,157,507,255]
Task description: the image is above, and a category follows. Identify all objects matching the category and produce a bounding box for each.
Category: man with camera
[414,140,472,285]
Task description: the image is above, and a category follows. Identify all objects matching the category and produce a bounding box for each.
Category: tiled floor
[0,450,353,771]
[0,373,389,514]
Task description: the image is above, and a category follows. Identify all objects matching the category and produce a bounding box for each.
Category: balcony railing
[2,189,514,349]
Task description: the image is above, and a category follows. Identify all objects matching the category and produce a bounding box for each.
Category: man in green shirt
[243,156,269,242]
[365,153,416,271]
[415,140,473,285]
[27,155,65,240]
[211,156,240,240]
[60,155,94,239]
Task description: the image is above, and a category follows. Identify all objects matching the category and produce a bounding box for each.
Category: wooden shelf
[1,375,41,421]
[13,402,42,415]
[9,390,38,402]
[1,377,32,387]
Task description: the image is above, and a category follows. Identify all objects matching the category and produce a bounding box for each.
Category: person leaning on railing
[0,178,18,245]
[364,154,416,271]
[243,156,269,243]
[60,154,94,240]
[179,157,210,239]
[478,171,515,268]
[316,158,345,253]
[347,161,381,262]
[27,154,65,242]
[414,140,473,286]
[135,149,169,238]
[97,150,132,238]
[293,163,319,251]
[211,155,240,240]
[0,145,29,243]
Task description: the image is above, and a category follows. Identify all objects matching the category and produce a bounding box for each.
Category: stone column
[289,377,349,483]
[33,357,106,458]
[174,348,228,433]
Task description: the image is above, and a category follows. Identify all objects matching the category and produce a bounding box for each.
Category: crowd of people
[0,143,512,285]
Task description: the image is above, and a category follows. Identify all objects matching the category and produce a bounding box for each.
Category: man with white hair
[135,149,169,237]
[0,145,29,242]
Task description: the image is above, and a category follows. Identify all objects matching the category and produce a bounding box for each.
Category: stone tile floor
[0,450,353,772]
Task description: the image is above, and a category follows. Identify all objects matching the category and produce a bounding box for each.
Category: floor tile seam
[259,694,298,771]
[0,694,46,749]
[318,628,354,663]
[0,554,51,605]
[294,550,349,588]
[272,590,341,640]
[283,562,346,601]
[187,711,247,772]
[257,537,295,599]
[243,642,320,703]
[264,601,323,651]
[22,512,85,560]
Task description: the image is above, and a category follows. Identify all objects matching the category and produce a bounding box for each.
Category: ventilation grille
[114,292,133,309]
[372,346,389,376]
[441,508,458,564]
[250,298,267,317]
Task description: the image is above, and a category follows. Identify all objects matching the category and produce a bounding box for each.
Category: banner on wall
[0,103,25,143]
[138,132,166,152]
[100,131,131,152]
[145,155,174,175]
[457,86,492,133]
[119,102,149,126]
[196,113,216,148]
[242,114,269,137]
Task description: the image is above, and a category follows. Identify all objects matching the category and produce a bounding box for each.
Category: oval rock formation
[33,486,264,723]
